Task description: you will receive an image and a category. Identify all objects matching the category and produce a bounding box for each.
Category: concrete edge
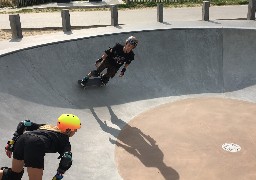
[0,21,256,58]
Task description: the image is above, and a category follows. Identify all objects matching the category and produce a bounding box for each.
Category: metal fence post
[157,3,163,23]
[61,9,71,32]
[247,0,256,20]
[202,1,210,21]
[9,14,23,39]
[110,5,118,26]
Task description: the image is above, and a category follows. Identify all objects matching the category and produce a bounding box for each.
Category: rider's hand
[5,140,15,158]
[5,149,12,158]
[119,67,126,77]
[52,172,63,180]
[119,72,124,77]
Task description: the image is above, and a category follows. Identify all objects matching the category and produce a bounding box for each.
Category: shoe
[100,74,108,86]
[91,70,100,77]
[80,76,89,87]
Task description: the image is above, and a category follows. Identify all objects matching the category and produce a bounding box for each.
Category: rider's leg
[81,59,110,86]
[0,159,24,180]
[27,167,43,180]
[13,133,45,180]
[0,135,25,180]
[101,66,118,85]
[0,170,3,179]
[23,135,45,180]
[101,75,110,85]
[12,158,24,173]
[88,58,109,78]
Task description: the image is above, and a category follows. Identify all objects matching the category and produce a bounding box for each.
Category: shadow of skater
[90,106,179,180]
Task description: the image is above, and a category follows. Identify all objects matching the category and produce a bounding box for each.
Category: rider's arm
[101,52,108,60]
[120,52,134,75]
[124,63,129,69]
[120,62,131,77]
[12,120,45,141]
[5,120,45,157]
[57,151,73,174]
[53,150,72,180]
[55,143,72,178]
[104,48,112,58]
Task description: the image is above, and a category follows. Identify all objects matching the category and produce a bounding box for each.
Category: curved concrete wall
[0,27,256,179]
[223,29,256,91]
[0,28,255,109]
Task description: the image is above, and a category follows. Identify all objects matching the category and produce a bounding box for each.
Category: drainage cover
[222,143,241,152]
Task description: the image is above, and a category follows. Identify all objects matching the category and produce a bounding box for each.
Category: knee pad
[1,167,24,180]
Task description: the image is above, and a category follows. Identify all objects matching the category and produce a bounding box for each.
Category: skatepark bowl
[1,27,256,180]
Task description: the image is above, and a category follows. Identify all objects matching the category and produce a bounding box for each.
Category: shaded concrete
[0,26,256,180]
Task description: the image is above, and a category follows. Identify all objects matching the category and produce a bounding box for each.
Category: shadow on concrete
[2,25,112,32]
[114,25,123,29]
[216,18,247,20]
[64,31,73,35]
[208,20,221,24]
[162,22,172,25]
[91,106,180,180]
[9,38,23,42]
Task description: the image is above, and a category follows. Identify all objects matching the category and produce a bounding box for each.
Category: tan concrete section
[115,97,256,180]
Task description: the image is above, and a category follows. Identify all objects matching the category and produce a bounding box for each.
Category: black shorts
[13,133,46,169]
[96,59,119,78]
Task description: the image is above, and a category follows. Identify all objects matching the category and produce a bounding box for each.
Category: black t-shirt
[107,43,135,67]
[21,122,71,156]
[27,129,71,155]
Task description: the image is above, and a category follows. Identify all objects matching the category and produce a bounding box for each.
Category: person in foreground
[0,114,81,180]
[80,36,139,86]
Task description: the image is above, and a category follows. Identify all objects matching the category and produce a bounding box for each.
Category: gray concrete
[0,5,253,30]
[0,24,256,179]
[0,4,256,180]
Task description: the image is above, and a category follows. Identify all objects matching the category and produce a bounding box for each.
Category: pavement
[0,4,252,29]
[0,2,256,180]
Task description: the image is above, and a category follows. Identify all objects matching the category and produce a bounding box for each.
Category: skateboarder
[80,36,139,86]
[0,114,81,180]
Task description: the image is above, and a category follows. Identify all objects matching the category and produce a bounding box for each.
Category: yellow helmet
[57,114,81,132]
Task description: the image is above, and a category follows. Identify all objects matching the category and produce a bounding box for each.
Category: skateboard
[78,77,104,88]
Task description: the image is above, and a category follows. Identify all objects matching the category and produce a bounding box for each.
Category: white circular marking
[222,143,241,152]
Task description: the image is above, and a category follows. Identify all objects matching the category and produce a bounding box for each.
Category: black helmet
[126,36,138,47]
